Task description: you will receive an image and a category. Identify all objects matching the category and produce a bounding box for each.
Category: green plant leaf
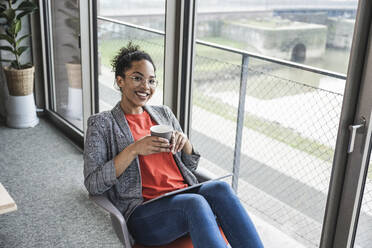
[7,24,15,35]
[1,9,15,22]
[0,45,15,52]
[0,34,14,45]
[17,1,37,11]
[8,19,21,35]
[16,46,28,56]
[15,19,21,33]
[11,60,19,69]
[0,3,6,12]
[16,10,31,19]
[20,62,32,69]
[5,28,12,37]
[0,59,14,63]
[16,34,29,46]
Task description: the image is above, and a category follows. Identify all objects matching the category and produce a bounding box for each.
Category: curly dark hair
[111,42,156,79]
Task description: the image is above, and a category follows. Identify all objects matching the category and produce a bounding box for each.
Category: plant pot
[4,66,35,96]
[65,63,82,120]
[65,63,82,89]
[3,66,39,128]
[66,87,82,120]
[6,93,39,128]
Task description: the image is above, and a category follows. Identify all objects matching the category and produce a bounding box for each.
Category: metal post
[232,54,249,192]
[80,0,94,138]
[164,0,196,136]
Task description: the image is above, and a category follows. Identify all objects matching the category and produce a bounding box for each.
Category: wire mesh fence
[191,55,242,176]
[240,66,343,247]
[191,44,345,247]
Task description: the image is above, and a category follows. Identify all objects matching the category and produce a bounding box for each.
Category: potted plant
[59,0,82,120]
[0,0,38,128]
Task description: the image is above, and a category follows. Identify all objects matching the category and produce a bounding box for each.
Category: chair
[89,167,228,248]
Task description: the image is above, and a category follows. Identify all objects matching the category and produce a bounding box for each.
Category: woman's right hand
[132,135,171,156]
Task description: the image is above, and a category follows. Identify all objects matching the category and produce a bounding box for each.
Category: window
[97,0,165,112]
[191,1,358,246]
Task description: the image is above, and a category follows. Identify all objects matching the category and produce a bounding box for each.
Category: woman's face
[117,59,156,110]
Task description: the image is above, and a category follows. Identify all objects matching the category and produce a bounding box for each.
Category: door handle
[348,117,366,153]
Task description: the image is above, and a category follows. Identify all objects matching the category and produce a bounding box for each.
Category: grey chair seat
[89,167,215,247]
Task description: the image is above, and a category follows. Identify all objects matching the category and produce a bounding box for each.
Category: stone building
[220,18,327,62]
[326,17,355,49]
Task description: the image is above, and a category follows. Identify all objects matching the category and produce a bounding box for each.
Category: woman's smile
[117,59,156,114]
[135,91,150,100]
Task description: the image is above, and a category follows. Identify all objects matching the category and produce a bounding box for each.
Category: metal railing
[97,15,346,192]
[98,16,346,79]
[98,16,165,35]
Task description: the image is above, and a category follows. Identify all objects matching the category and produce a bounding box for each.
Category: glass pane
[191,1,358,247]
[354,157,372,247]
[98,0,165,31]
[239,60,344,247]
[97,1,165,112]
[50,0,83,129]
[196,0,358,75]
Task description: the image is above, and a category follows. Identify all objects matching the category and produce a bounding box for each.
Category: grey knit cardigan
[83,102,200,221]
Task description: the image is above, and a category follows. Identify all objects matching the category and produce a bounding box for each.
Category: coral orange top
[125,111,188,201]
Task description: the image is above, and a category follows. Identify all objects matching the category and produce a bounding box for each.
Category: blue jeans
[127,181,263,248]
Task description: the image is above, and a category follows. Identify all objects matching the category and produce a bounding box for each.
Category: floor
[0,116,306,248]
[0,118,122,248]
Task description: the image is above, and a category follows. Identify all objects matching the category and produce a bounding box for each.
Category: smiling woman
[110,42,157,111]
[116,58,157,114]
[84,43,263,248]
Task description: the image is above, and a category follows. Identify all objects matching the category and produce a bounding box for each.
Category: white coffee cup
[150,125,173,141]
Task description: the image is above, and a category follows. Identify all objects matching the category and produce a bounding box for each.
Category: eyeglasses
[126,75,158,88]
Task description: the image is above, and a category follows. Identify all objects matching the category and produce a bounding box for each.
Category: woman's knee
[181,193,209,209]
[175,194,214,218]
[206,180,232,194]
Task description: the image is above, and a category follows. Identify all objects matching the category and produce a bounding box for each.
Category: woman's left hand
[171,131,192,154]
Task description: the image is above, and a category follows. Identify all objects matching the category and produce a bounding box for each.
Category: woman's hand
[171,131,192,154]
[133,136,171,156]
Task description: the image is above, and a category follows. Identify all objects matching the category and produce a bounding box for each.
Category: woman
[84,43,263,248]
